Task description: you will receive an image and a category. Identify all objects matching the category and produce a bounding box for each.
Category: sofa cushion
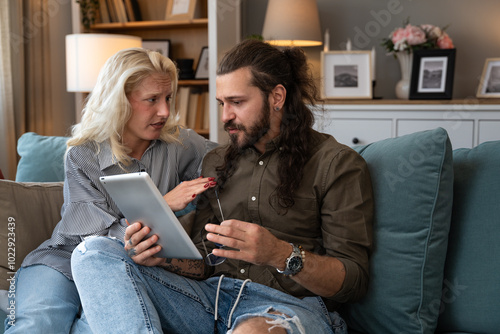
[0,180,64,290]
[342,127,454,334]
[16,132,69,182]
[436,140,500,334]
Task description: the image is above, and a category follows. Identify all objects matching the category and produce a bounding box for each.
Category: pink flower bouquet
[382,20,454,54]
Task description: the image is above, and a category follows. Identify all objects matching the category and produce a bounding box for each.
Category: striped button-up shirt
[22,128,217,280]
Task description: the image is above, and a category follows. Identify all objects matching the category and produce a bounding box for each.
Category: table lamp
[65,33,142,92]
[262,0,322,47]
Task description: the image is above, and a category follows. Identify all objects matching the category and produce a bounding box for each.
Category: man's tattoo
[160,259,206,279]
[127,247,137,257]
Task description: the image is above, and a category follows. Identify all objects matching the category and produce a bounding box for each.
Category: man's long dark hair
[216,39,321,212]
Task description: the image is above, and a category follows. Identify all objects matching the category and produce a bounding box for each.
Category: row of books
[176,87,209,131]
[97,0,142,23]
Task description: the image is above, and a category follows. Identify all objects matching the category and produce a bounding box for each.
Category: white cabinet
[314,102,500,149]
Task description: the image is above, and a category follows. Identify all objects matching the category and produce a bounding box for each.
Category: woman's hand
[163,176,216,212]
[124,222,165,267]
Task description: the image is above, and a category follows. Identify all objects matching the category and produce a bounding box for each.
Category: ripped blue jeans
[71,236,347,334]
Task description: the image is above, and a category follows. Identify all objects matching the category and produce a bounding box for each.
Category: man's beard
[224,103,271,150]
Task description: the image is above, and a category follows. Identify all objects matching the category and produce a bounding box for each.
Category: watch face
[288,256,303,271]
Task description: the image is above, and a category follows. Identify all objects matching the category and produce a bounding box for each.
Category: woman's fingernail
[192,194,196,198]
[209,181,217,186]
[208,177,215,181]
[204,183,209,188]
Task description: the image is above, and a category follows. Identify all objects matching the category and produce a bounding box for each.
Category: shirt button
[240,268,246,274]
[251,196,256,201]
[259,161,264,166]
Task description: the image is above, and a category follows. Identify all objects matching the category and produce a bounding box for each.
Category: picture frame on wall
[320,51,372,99]
[409,49,456,100]
[165,0,199,20]
[194,47,209,80]
[142,40,171,59]
[476,58,500,98]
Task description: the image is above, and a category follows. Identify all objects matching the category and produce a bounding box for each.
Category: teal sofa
[1,129,499,333]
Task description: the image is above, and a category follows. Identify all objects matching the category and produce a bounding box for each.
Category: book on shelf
[99,0,142,23]
[176,87,190,127]
[124,0,142,21]
[97,0,110,23]
[113,0,128,23]
[175,87,209,132]
[105,0,118,22]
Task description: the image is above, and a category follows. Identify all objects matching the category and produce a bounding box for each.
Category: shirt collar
[97,139,160,171]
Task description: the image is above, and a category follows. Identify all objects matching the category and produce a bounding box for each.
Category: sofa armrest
[0,180,63,290]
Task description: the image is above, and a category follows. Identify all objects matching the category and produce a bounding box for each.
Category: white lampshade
[262,0,322,47]
[65,34,142,92]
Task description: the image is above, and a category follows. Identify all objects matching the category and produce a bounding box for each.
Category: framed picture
[165,0,199,20]
[195,47,209,79]
[321,51,372,99]
[409,49,456,100]
[142,40,171,58]
[476,58,500,98]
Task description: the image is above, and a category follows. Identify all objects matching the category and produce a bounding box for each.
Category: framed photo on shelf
[409,49,456,100]
[165,0,199,20]
[142,40,171,59]
[476,58,500,98]
[195,47,209,79]
[320,51,372,99]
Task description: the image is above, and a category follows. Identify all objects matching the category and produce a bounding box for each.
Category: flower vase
[395,52,413,99]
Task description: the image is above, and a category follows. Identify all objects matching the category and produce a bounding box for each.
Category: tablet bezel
[99,172,202,259]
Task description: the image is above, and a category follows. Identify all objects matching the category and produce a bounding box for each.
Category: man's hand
[124,222,165,267]
[163,177,216,212]
[204,220,291,270]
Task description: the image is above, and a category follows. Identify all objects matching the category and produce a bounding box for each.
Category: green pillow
[436,140,500,333]
[342,128,454,334]
[16,132,69,182]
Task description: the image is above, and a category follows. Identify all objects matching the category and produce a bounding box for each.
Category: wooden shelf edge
[178,79,209,86]
[90,18,208,30]
[321,98,500,105]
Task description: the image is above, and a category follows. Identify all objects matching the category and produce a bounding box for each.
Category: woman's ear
[271,84,286,111]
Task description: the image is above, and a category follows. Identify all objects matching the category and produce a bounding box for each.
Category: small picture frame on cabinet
[409,49,456,100]
[194,47,209,80]
[476,58,500,98]
[165,0,200,20]
[320,51,372,99]
[142,40,171,59]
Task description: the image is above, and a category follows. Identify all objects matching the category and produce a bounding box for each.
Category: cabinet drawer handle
[352,137,359,144]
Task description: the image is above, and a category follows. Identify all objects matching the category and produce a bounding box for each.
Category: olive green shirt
[190,129,373,306]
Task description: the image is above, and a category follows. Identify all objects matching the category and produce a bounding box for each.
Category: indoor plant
[382,20,454,99]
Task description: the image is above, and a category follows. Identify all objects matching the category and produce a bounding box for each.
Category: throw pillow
[0,180,63,291]
[342,127,454,334]
[435,140,500,334]
[16,132,69,182]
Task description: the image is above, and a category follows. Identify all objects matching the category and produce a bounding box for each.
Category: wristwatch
[276,243,304,276]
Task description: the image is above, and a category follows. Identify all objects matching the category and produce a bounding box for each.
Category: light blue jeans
[4,264,91,333]
[71,236,347,334]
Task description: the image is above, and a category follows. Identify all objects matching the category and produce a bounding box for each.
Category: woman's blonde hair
[68,47,180,165]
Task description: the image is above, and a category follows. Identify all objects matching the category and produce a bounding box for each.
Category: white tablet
[99,172,202,259]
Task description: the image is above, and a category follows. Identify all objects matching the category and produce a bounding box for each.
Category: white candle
[346,38,352,51]
[371,46,376,81]
[324,29,330,52]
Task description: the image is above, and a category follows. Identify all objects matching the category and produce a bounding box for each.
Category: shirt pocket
[265,197,320,237]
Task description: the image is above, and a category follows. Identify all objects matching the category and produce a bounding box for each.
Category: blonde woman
[5,48,217,333]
